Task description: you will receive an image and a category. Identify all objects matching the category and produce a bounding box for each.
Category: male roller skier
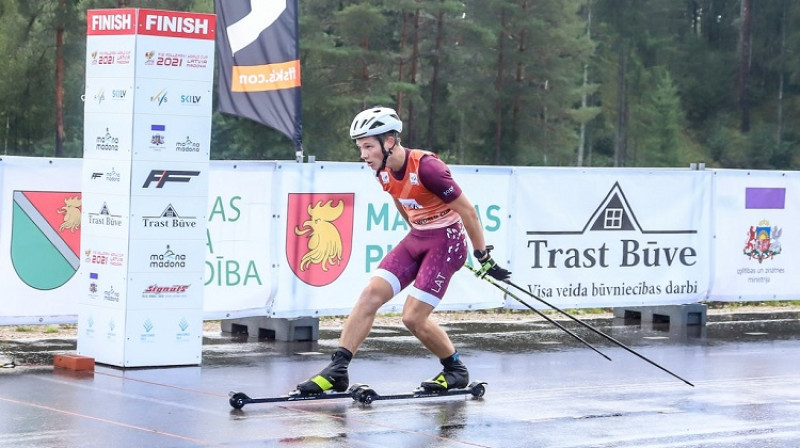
[296,106,511,394]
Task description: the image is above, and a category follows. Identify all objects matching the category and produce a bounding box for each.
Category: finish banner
[215,0,302,146]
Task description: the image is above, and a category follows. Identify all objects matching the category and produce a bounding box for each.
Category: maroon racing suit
[372,149,467,307]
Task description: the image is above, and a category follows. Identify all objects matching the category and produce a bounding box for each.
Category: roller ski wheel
[229,392,250,410]
[468,381,486,398]
[349,384,378,404]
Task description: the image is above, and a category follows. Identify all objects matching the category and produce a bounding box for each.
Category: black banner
[215,0,302,149]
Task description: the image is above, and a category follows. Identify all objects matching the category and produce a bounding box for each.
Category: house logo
[286,193,354,287]
[141,204,198,230]
[11,191,81,290]
[526,182,697,270]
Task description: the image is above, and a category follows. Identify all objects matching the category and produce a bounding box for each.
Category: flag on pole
[215,0,302,152]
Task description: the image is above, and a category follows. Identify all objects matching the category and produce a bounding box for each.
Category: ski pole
[465,265,611,362]
[501,278,695,387]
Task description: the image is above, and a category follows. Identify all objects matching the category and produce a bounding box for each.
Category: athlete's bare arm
[393,197,410,224]
[447,193,486,253]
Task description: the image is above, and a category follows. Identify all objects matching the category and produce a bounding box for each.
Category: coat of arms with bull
[743,219,782,263]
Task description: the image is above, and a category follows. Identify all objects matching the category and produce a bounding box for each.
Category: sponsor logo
[743,220,782,263]
[87,202,123,227]
[149,244,187,269]
[175,136,200,152]
[104,286,120,302]
[106,168,121,182]
[286,193,354,287]
[180,94,202,105]
[143,50,208,69]
[143,284,191,295]
[186,54,209,69]
[142,170,200,188]
[176,317,191,341]
[84,249,125,267]
[150,124,166,149]
[141,318,155,342]
[524,182,699,298]
[11,191,81,290]
[90,50,131,65]
[409,172,419,186]
[95,128,120,151]
[107,318,117,341]
[231,60,301,92]
[89,272,99,299]
[85,315,95,337]
[150,89,168,106]
[398,198,423,210]
[94,89,106,104]
[142,204,198,229]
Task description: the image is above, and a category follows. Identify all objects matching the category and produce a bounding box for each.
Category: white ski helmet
[349,107,403,139]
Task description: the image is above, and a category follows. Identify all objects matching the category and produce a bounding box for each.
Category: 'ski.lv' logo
[286,193,354,287]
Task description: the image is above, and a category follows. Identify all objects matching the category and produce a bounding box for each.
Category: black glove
[473,245,511,281]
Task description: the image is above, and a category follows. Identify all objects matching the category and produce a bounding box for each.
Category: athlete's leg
[339,276,395,354]
[402,296,455,359]
[403,221,469,390]
[296,239,417,394]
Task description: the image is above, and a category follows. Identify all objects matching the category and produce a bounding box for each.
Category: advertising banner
[214,0,302,146]
[202,162,277,317]
[708,170,800,300]
[5,156,800,325]
[510,169,712,309]
[0,157,82,323]
[269,162,505,317]
[78,8,214,367]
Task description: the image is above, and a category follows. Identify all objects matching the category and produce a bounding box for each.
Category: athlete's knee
[356,281,393,312]
[401,313,427,334]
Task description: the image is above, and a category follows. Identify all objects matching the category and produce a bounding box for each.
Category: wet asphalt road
[1,310,800,447]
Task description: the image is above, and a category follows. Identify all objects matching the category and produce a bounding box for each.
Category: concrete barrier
[221,317,320,341]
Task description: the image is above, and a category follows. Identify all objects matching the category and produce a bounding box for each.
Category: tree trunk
[55,0,65,157]
[426,4,445,149]
[738,0,752,133]
[777,0,787,147]
[577,0,592,167]
[512,1,528,131]
[396,11,409,115]
[614,45,628,167]
[493,9,507,165]
[407,8,420,143]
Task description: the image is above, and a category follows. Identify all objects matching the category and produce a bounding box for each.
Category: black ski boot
[420,352,469,391]
[296,347,352,394]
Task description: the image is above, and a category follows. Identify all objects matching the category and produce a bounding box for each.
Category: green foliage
[0,0,797,170]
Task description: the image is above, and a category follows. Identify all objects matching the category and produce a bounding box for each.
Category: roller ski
[350,381,487,405]
[351,354,486,405]
[228,386,359,409]
[230,348,354,410]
